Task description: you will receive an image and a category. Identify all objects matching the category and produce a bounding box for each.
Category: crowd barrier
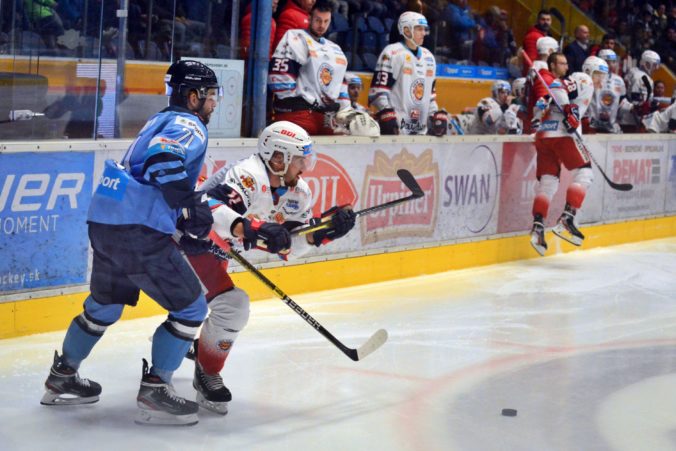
[1,134,675,338]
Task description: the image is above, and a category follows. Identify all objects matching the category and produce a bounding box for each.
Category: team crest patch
[273,212,285,223]
[318,63,334,87]
[217,340,233,351]
[601,91,614,106]
[240,175,255,189]
[410,78,425,103]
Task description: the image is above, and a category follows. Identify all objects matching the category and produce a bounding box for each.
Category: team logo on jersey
[360,149,437,244]
[601,90,615,106]
[273,211,285,223]
[283,199,300,211]
[318,63,334,87]
[403,67,413,75]
[240,175,255,190]
[410,78,425,103]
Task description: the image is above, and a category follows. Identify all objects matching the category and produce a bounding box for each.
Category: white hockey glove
[348,112,380,137]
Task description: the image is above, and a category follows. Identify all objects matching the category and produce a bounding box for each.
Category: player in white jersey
[178,122,357,414]
[619,50,661,132]
[642,102,676,133]
[468,80,522,135]
[268,3,350,135]
[588,50,629,133]
[529,54,595,256]
[368,11,448,136]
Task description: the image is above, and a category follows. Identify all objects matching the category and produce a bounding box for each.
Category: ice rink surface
[1,237,676,451]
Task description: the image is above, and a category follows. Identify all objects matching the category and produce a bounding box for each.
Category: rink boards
[1,134,675,338]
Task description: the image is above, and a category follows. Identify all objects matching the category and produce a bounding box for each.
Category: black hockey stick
[292,169,425,236]
[522,52,633,191]
[208,232,388,361]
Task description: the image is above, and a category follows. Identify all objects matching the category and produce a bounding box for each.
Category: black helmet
[165,60,221,100]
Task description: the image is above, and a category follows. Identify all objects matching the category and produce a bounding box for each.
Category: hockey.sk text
[1,269,40,287]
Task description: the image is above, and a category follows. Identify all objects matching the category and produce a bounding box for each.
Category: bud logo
[360,148,438,244]
[303,154,358,216]
[613,158,660,185]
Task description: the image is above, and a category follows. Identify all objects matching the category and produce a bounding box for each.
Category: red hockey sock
[532,194,550,219]
[566,183,586,210]
[197,337,232,374]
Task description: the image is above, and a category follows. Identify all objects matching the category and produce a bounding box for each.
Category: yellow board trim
[1,216,674,339]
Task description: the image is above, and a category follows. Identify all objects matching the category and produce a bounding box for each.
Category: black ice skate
[530,215,547,257]
[185,338,198,361]
[553,205,585,246]
[41,351,101,406]
[193,360,231,415]
[135,359,199,426]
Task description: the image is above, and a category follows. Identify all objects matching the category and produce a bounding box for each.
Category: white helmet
[568,72,594,113]
[491,80,511,100]
[398,11,429,38]
[582,56,609,78]
[639,50,661,74]
[512,77,527,98]
[597,49,617,63]
[257,121,313,177]
[536,36,559,56]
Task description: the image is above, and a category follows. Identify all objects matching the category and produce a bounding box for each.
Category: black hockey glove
[311,206,356,246]
[239,217,291,254]
[376,108,399,135]
[429,110,449,137]
[178,234,212,256]
[177,192,213,239]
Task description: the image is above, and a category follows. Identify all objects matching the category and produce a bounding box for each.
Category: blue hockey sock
[150,324,193,383]
[62,319,102,369]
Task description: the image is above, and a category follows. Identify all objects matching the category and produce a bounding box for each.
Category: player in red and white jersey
[524,36,559,133]
[268,3,350,135]
[368,11,448,136]
[178,122,356,414]
[529,52,595,256]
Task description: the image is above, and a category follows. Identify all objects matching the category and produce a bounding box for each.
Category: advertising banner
[665,139,676,214]
[0,152,94,292]
[603,140,669,220]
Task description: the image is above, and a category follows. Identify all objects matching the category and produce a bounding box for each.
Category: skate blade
[552,224,583,246]
[530,234,547,256]
[134,408,198,426]
[40,390,99,406]
[196,392,228,415]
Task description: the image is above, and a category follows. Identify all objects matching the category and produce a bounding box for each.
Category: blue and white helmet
[345,72,363,87]
[491,80,511,99]
[397,11,429,37]
[597,49,617,63]
[258,121,313,176]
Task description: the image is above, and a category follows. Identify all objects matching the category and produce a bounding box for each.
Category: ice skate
[553,206,584,246]
[185,338,198,361]
[135,359,199,426]
[41,351,101,406]
[193,360,231,415]
[530,216,547,256]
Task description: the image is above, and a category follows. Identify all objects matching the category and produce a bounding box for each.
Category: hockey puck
[501,408,517,417]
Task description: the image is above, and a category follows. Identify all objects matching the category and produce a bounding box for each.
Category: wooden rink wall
[1,133,675,339]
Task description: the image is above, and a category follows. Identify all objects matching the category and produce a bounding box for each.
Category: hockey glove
[530,117,541,132]
[240,217,291,254]
[562,104,580,133]
[311,206,356,246]
[429,110,449,137]
[376,108,399,135]
[177,192,213,239]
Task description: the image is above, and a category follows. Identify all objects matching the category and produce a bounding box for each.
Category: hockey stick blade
[355,328,389,361]
[396,169,424,198]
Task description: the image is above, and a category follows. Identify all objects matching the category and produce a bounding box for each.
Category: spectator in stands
[442,0,477,61]
[655,27,675,72]
[23,0,66,50]
[522,9,552,74]
[590,32,616,56]
[564,25,590,74]
[273,0,315,50]
[241,0,280,59]
[654,80,666,98]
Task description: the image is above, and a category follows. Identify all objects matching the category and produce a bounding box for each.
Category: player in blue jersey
[40,60,221,427]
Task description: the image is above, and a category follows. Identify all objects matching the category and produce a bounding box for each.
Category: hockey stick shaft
[208,232,387,361]
[292,168,425,236]
[522,52,633,191]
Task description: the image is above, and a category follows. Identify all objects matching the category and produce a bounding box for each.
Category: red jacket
[273,0,310,50]
[240,4,277,59]
[522,26,547,75]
